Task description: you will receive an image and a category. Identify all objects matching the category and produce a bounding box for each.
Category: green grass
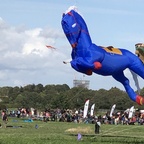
[0,118,144,144]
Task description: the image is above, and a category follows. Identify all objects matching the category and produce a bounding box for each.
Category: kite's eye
[72,23,76,28]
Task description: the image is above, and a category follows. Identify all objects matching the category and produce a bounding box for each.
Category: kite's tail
[129,70,144,105]
[130,70,140,94]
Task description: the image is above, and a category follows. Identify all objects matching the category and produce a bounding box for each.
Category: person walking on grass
[2,111,8,128]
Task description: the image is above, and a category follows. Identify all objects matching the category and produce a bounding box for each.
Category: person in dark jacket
[2,112,8,128]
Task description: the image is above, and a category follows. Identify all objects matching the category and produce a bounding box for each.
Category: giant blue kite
[61,6,144,105]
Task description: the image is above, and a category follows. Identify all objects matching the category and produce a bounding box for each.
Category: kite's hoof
[136,95,144,105]
[86,70,92,75]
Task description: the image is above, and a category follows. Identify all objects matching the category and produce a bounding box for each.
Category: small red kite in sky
[46,45,56,50]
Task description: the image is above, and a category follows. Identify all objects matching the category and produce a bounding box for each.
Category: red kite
[46,45,56,50]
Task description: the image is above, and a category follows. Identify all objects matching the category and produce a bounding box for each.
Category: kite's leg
[112,72,144,105]
[129,57,144,79]
[71,59,93,75]
[70,58,102,75]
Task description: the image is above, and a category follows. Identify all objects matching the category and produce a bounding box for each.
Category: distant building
[73,79,90,89]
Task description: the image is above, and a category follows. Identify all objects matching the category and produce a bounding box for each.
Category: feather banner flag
[83,99,89,118]
[128,106,134,119]
[110,104,116,117]
[90,104,95,116]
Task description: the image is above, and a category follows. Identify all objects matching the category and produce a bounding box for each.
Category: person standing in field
[2,111,8,128]
[1,110,4,119]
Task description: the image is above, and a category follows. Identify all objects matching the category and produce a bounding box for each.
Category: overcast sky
[0,0,144,91]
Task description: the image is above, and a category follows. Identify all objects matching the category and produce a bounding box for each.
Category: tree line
[0,84,144,111]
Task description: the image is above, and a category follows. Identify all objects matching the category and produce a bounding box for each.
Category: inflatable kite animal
[61,6,144,105]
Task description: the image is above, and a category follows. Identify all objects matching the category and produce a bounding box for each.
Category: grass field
[0,118,144,144]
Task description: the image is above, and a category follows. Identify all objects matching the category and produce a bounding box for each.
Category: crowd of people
[1,107,144,127]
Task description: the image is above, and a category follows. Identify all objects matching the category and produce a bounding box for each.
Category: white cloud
[0,18,70,87]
